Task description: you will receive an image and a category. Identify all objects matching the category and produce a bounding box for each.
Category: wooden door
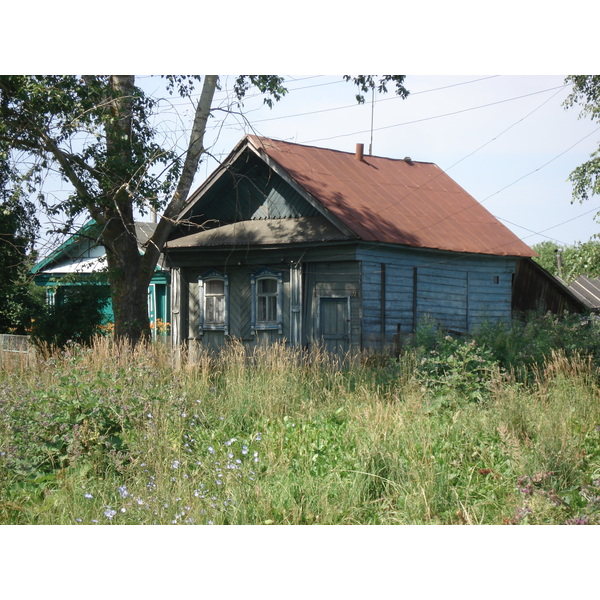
[319,297,350,354]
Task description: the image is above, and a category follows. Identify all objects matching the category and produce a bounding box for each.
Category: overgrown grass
[1,314,599,525]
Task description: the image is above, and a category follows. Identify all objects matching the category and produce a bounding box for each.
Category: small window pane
[258,295,277,322]
[258,278,277,295]
[206,279,224,295]
[206,296,225,323]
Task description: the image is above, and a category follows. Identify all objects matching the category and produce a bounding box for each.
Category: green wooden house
[32,220,170,336]
[165,135,583,353]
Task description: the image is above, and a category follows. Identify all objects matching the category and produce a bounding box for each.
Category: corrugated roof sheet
[568,275,600,309]
[245,136,535,257]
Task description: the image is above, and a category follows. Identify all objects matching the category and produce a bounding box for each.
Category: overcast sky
[140,74,600,250]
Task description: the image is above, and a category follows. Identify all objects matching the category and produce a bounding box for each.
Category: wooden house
[165,135,579,353]
[32,220,171,336]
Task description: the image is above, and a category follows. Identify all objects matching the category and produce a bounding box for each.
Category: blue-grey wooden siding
[357,246,516,347]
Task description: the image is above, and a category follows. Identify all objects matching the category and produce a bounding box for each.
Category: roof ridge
[247,134,434,164]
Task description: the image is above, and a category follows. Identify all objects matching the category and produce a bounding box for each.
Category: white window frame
[251,267,283,334]
[198,270,229,336]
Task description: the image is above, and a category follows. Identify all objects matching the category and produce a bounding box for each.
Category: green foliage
[472,310,600,377]
[564,75,600,205]
[415,336,500,407]
[343,75,410,104]
[30,274,110,348]
[0,194,42,333]
[532,239,600,281]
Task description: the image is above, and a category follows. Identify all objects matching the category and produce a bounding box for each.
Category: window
[251,267,283,334]
[257,277,278,322]
[198,270,229,335]
[205,279,226,324]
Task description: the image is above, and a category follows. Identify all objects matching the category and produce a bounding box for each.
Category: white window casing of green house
[198,270,229,336]
[251,267,283,335]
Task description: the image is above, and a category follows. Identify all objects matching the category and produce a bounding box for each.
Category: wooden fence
[0,334,32,354]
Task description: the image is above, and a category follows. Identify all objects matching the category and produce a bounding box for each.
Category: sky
[138,74,600,252]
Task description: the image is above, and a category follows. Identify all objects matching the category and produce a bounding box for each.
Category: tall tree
[0,75,408,345]
[0,153,42,333]
[564,76,600,205]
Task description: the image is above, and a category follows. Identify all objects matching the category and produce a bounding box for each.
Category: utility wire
[301,85,569,144]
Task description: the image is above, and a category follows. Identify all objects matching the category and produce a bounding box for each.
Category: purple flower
[84,493,93,499]
[104,508,117,520]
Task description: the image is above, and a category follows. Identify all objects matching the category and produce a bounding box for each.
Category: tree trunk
[102,75,152,345]
[103,215,152,345]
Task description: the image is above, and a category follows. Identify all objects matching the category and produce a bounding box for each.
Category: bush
[473,310,600,377]
[30,274,110,348]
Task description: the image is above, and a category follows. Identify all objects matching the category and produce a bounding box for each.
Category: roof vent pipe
[355,143,364,162]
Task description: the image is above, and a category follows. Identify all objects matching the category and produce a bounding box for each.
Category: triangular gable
[176,136,355,240]
[31,220,102,274]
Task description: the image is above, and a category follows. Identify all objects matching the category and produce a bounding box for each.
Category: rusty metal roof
[243,135,535,257]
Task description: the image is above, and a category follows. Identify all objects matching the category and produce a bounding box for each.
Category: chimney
[355,143,364,162]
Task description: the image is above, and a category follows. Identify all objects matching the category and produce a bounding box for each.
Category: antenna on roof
[369,86,375,155]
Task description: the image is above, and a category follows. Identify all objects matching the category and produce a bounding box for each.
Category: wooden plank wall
[358,246,516,348]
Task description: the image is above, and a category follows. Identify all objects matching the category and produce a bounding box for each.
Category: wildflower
[84,493,93,499]
[118,485,129,498]
[216,479,222,485]
[208,446,214,454]
[255,433,262,441]
[120,508,126,513]
[242,445,248,455]
[253,451,259,463]
[565,515,590,525]
[228,453,234,459]
[104,508,117,520]
[172,460,180,469]
[147,413,153,419]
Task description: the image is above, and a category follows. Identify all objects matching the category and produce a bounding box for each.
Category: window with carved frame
[198,270,229,335]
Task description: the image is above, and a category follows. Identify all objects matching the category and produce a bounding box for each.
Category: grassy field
[1,315,599,525]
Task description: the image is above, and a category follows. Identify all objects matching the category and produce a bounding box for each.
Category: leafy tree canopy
[0,150,43,333]
[532,238,600,282]
[564,75,600,205]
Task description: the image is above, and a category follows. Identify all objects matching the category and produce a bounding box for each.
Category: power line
[300,85,569,144]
